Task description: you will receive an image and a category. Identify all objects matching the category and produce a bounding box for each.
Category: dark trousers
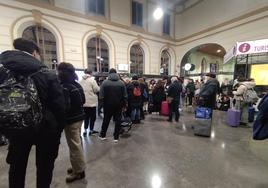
[188,93,194,106]
[84,107,96,131]
[169,101,180,121]
[7,131,61,188]
[100,108,121,140]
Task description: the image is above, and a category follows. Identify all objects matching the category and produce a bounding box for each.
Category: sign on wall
[117,64,129,71]
[224,38,268,64]
[236,39,268,55]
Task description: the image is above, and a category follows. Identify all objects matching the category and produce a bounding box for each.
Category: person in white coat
[79,69,100,136]
[233,78,256,125]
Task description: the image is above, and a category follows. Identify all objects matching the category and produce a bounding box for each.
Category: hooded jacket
[199,78,219,108]
[79,74,100,107]
[233,81,256,101]
[127,80,142,108]
[99,73,127,110]
[167,80,182,103]
[0,50,66,133]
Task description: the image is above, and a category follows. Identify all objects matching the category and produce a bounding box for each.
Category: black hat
[205,73,216,78]
[109,68,117,74]
[132,75,138,80]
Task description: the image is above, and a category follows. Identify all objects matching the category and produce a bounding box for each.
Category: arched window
[22,25,58,69]
[201,57,207,75]
[130,44,144,75]
[160,50,170,75]
[87,36,109,73]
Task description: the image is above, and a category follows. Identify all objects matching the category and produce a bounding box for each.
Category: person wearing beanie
[79,68,100,136]
[99,68,128,142]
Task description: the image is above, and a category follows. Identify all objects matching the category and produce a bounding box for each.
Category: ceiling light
[153,7,163,20]
[217,49,221,53]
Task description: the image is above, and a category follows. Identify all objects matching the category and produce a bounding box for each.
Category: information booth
[224,39,268,96]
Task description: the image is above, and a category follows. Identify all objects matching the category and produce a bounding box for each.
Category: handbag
[167,96,174,104]
[195,107,212,119]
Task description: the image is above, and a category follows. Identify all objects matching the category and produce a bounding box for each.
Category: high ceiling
[197,44,226,58]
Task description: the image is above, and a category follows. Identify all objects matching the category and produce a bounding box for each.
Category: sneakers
[66,171,85,183]
[167,119,172,122]
[113,139,119,143]
[98,136,107,141]
[89,130,99,136]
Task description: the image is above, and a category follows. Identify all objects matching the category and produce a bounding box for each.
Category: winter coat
[199,78,219,108]
[61,81,85,125]
[233,81,256,101]
[99,73,127,110]
[127,80,142,108]
[0,50,66,133]
[167,81,182,103]
[139,82,149,102]
[79,74,100,107]
[186,82,195,94]
[152,86,166,103]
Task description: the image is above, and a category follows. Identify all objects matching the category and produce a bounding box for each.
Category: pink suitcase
[161,101,169,116]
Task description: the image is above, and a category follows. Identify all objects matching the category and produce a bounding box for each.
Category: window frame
[132,1,143,27]
[163,13,171,35]
[87,0,106,17]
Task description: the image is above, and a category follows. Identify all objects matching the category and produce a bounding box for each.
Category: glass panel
[163,14,170,35]
[132,1,137,25]
[97,0,105,15]
[161,50,170,75]
[130,44,144,75]
[132,1,143,27]
[87,37,109,73]
[22,25,57,69]
[89,0,97,13]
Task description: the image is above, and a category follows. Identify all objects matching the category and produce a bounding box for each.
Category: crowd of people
[0,38,265,188]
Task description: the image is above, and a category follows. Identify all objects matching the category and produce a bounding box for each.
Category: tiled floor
[1,110,268,188]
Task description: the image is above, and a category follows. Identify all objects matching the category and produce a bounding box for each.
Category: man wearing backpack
[233,78,257,126]
[0,38,66,188]
[98,68,127,142]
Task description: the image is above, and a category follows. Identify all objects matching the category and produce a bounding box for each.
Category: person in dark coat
[57,62,86,183]
[127,75,142,123]
[167,77,182,122]
[186,79,195,106]
[99,69,128,142]
[152,80,166,113]
[199,73,219,109]
[138,77,149,120]
[0,38,66,188]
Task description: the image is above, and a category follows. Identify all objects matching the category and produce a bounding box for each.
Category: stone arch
[127,39,150,74]
[82,30,115,69]
[12,16,64,62]
[159,45,176,75]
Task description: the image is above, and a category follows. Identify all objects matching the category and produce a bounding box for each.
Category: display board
[250,64,268,85]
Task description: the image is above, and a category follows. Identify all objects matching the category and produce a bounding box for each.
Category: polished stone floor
[1,110,268,188]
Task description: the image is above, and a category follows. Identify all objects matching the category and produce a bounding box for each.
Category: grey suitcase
[194,118,212,137]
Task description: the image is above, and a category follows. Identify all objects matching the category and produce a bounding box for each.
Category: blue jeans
[131,107,140,121]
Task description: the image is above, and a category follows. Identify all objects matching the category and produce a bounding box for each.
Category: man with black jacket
[0,38,66,188]
[99,68,127,142]
[199,73,219,109]
[167,77,182,122]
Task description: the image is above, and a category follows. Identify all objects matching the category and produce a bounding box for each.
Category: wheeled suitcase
[194,107,212,137]
[161,101,169,116]
[248,106,255,123]
[226,108,241,127]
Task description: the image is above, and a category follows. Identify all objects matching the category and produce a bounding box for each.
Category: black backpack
[0,64,43,134]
